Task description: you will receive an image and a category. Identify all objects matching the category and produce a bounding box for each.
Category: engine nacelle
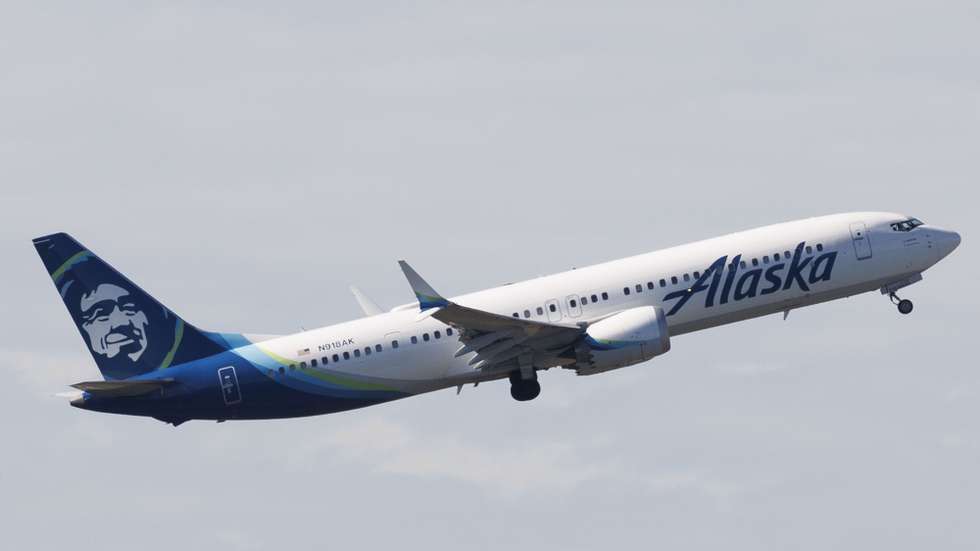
[574,306,671,375]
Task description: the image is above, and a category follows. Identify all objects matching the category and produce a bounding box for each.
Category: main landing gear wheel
[889,293,914,315]
[509,371,541,402]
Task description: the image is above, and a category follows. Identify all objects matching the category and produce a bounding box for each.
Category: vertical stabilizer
[33,233,231,380]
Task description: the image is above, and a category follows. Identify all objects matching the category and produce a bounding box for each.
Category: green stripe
[50,251,91,282]
[158,319,184,369]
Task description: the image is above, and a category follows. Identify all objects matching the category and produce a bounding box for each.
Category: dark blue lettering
[760,263,785,295]
[719,254,741,305]
[665,255,727,316]
[782,242,812,292]
[808,252,837,284]
[734,269,762,300]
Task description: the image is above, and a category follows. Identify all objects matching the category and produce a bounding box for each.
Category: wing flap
[398,261,584,371]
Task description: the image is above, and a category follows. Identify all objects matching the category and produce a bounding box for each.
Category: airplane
[34,212,960,426]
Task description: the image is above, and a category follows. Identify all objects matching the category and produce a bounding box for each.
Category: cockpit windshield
[890,218,925,232]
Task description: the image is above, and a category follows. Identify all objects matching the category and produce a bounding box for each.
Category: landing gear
[889,293,914,315]
[509,370,541,401]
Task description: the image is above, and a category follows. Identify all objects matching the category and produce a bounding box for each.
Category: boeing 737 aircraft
[35,212,960,426]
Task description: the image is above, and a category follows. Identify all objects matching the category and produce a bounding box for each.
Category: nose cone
[935,229,961,261]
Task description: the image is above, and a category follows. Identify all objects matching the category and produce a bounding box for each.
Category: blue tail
[33,233,237,380]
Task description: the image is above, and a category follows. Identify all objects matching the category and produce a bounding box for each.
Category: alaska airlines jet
[35,212,960,426]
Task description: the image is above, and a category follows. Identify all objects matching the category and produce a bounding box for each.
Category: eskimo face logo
[78,283,150,362]
[663,242,838,316]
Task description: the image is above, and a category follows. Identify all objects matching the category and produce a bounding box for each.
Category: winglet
[398,260,449,310]
[350,286,383,316]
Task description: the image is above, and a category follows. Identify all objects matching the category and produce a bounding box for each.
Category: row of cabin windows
[505,243,829,317]
[622,243,826,296]
[512,292,611,318]
[272,327,455,375]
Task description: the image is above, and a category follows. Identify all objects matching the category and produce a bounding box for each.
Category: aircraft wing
[398,261,584,371]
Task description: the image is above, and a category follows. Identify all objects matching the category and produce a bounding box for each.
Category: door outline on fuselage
[218,366,242,406]
[544,298,562,322]
[565,294,582,318]
[849,222,873,260]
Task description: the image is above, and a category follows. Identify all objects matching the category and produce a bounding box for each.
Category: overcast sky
[1,2,977,549]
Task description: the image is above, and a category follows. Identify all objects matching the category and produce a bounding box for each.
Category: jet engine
[572,306,671,375]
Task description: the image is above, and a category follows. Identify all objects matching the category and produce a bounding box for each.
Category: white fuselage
[248,212,959,394]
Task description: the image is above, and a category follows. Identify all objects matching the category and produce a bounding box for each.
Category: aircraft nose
[935,229,961,260]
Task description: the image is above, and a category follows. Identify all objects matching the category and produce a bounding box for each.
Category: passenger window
[774,253,780,261]
[647,281,654,290]
[784,250,791,259]
[411,336,418,344]
[549,304,557,312]
[581,296,588,305]
[591,294,598,302]
[635,284,642,293]
[332,354,339,362]
[375,344,382,352]
[816,244,824,252]
[805,246,813,254]
[434,330,441,339]
[524,309,531,318]
[354,349,361,358]
[537,306,544,315]
[312,359,318,367]
[752,258,759,267]
[570,299,578,307]
[300,361,307,369]
[740,261,746,269]
[446,328,453,336]
[681,274,688,282]
[763,256,770,264]
[278,367,285,375]
[392,340,399,349]
[512,312,519,318]
[602,292,609,300]
[343,351,350,360]
[423,333,430,342]
[366,347,372,355]
[659,279,666,287]
[693,271,700,279]
[623,287,631,295]
[671,276,678,285]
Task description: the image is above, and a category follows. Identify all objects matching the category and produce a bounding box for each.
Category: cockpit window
[890,218,924,232]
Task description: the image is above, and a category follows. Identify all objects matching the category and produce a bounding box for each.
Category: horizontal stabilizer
[71,378,175,398]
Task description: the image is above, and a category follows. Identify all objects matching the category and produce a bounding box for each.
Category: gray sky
[1,2,977,549]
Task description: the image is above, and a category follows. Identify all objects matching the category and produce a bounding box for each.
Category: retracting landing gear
[509,370,540,401]
[889,292,914,315]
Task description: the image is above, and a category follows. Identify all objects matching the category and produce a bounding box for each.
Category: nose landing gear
[509,370,541,401]
[889,293,914,315]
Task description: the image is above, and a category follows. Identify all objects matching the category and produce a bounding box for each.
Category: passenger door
[565,294,582,318]
[849,222,873,260]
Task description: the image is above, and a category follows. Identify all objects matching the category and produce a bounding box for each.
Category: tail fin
[33,233,231,380]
